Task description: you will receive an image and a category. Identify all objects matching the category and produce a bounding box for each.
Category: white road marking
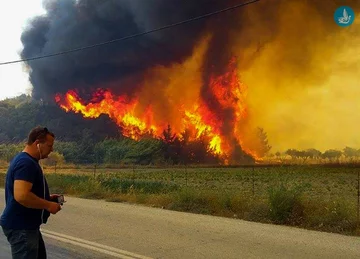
[41,229,153,259]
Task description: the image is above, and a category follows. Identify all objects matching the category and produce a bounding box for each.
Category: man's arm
[14,180,61,214]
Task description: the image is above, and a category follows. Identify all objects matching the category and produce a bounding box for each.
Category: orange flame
[55,57,255,160]
[184,106,223,154]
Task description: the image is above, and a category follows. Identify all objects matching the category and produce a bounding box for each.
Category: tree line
[1,95,358,165]
[0,95,252,165]
[275,147,360,163]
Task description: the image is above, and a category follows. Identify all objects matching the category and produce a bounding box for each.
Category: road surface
[0,190,360,258]
[0,233,117,259]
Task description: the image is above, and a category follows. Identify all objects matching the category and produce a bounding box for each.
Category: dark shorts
[1,227,46,259]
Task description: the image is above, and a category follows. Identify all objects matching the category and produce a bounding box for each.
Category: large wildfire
[21,0,360,163]
[55,56,256,163]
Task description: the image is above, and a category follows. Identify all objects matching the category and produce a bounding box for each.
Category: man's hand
[47,202,62,214]
[50,194,65,205]
[50,194,60,202]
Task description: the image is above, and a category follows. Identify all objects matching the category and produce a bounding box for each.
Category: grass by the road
[1,164,359,236]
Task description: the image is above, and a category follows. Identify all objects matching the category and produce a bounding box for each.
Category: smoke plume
[21,0,236,100]
[21,0,360,155]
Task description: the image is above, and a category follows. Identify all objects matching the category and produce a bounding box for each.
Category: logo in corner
[334,6,355,27]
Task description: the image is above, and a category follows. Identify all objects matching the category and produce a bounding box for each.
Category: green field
[1,164,360,236]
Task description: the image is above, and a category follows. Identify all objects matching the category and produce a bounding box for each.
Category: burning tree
[54,57,262,165]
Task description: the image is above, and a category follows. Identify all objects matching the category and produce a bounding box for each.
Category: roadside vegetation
[1,164,358,236]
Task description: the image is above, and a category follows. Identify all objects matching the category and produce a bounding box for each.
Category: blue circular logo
[334,6,355,27]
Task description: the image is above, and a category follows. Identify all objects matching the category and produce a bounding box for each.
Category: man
[0,126,62,259]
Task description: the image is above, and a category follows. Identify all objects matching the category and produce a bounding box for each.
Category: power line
[0,0,260,66]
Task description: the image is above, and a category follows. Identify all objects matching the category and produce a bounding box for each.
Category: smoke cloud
[21,0,360,154]
[21,0,235,100]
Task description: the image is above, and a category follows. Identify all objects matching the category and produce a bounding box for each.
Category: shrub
[268,183,309,224]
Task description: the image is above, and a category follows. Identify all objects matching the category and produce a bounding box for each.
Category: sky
[0,0,45,100]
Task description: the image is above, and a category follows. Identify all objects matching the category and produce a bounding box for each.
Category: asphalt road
[0,233,116,259]
[0,190,360,258]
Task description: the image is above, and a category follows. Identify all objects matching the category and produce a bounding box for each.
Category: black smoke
[21,0,240,101]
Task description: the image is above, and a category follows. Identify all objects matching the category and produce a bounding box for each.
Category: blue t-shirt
[0,152,50,230]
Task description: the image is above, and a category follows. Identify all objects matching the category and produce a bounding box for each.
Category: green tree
[256,127,272,157]
[322,149,342,162]
[304,148,322,159]
[161,124,182,164]
[343,147,360,161]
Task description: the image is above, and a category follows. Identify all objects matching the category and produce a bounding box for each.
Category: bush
[268,183,308,224]
[303,199,358,234]
[42,152,65,166]
[169,188,212,214]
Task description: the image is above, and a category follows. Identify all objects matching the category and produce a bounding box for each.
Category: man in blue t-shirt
[0,126,62,259]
